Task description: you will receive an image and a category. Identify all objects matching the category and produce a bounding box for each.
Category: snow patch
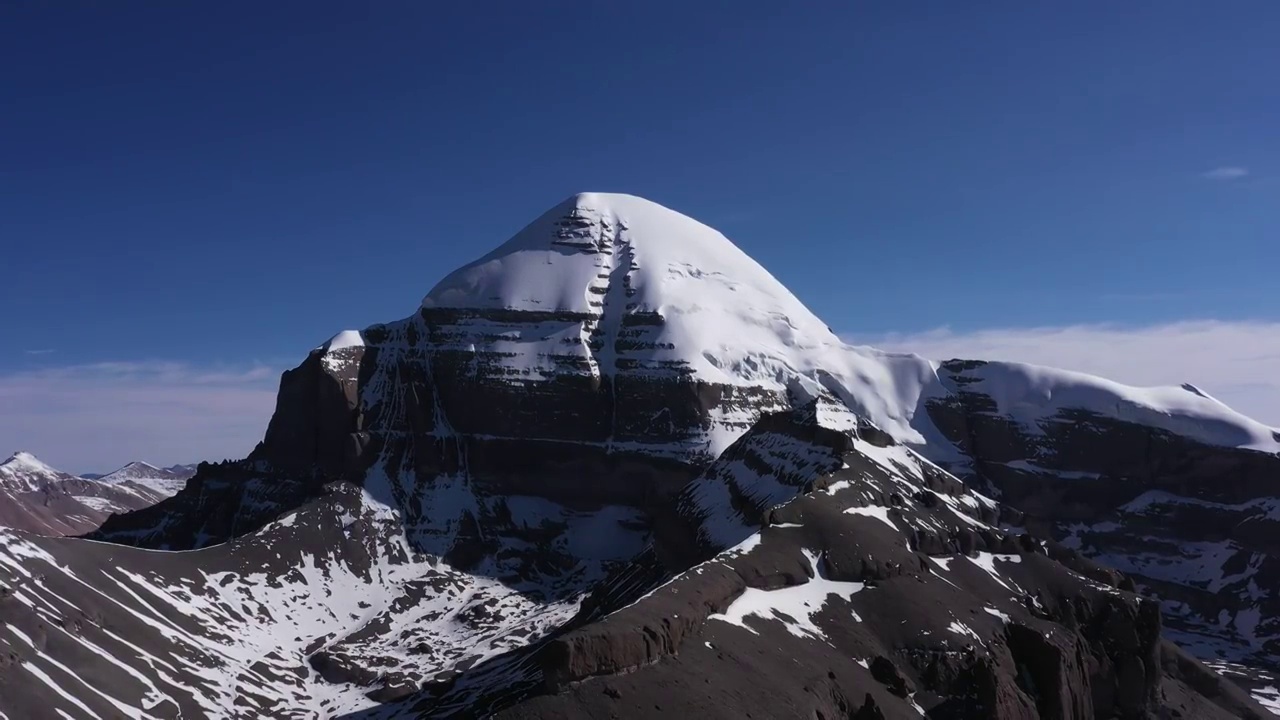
[842,505,898,531]
[709,549,864,641]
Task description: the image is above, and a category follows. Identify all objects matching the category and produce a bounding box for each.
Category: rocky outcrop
[496,434,1267,719]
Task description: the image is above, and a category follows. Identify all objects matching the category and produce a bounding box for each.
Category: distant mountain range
[1,194,1277,717]
[95,460,199,496]
[0,453,197,535]
[80,462,199,481]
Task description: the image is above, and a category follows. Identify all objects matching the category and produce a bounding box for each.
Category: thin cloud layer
[1202,166,1249,181]
[0,361,279,474]
[851,320,1280,426]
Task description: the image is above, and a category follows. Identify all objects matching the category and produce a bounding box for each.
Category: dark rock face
[489,415,1264,720]
[923,358,1280,694]
[91,298,760,554]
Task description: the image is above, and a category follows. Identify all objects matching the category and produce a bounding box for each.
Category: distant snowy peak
[99,461,192,497]
[0,451,75,491]
[100,461,174,482]
[0,453,173,534]
[2,451,58,475]
[162,463,199,476]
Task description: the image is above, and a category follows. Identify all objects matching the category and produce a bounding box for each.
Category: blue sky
[2,2,1277,470]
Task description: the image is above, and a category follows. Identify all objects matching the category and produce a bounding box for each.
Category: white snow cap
[1,451,56,474]
[423,192,809,319]
[0,451,67,491]
[99,461,163,480]
[317,329,365,353]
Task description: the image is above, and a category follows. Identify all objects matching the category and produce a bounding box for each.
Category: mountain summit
[98,460,195,496]
[0,448,61,491]
[2,194,1277,718]
[417,192,939,451]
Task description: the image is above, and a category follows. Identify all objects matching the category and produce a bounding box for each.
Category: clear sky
[3,1,1278,471]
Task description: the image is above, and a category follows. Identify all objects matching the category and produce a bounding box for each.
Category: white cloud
[23,349,55,355]
[848,320,1280,427]
[1202,166,1249,181]
[0,361,279,474]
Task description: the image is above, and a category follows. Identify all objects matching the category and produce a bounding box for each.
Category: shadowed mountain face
[3,193,1278,718]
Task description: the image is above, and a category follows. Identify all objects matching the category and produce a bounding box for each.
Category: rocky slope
[2,192,1277,717]
[0,451,167,535]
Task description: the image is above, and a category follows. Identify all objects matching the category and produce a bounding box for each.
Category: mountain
[162,462,200,476]
[1,193,1276,717]
[919,359,1280,699]
[0,451,169,535]
[98,460,197,496]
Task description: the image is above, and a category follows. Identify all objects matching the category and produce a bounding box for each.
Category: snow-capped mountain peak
[423,192,815,320]
[0,451,71,491]
[315,329,364,353]
[3,451,56,473]
[99,460,193,497]
[413,192,1280,460]
[99,460,165,480]
[414,191,934,452]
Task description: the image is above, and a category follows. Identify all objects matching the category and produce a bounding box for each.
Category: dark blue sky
[3,1,1277,371]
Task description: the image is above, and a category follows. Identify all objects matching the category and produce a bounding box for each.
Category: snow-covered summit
[417,192,934,447]
[411,192,1280,458]
[2,451,56,474]
[99,461,192,497]
[316,329,364,353]
[0,451,70,491]
[424,192,809,319]
[99,461,168,482]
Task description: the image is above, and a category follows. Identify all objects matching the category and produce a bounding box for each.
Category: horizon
[4,3,1278,471]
